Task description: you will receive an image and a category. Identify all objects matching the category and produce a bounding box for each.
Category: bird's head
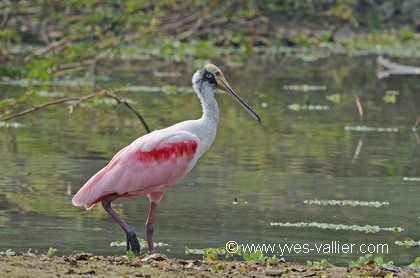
[192,64,260,122]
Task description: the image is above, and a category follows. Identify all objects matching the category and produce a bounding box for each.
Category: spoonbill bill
[72,64,260,254]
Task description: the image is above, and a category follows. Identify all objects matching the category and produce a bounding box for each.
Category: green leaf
[5,249,16,258]
[408,257,420,268]
[125,251,135,258]
[47,247,58,258]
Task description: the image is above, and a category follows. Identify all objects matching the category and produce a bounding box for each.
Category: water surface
[0,56,419,265]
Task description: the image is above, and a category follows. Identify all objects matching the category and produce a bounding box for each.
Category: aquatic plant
[185,245,283,265]
[270,222,403,233]
[383,90,399,104]
[125,251,135,258]
[394,238,420,248]
[283,85,327,92]
[110,238,170,250]
[47,247,58,258]
[288,104,329,111]
[402,177,420,182]
[344,126,399,132]
[325,94,340,103]
[0,121,26,128]
[303,199,389,208]
[306,258,334,269]
[242,250,267,263]
[185,246,226,256]
[348,254,394,268]
[0,249,16,258]
[408,257,420,269]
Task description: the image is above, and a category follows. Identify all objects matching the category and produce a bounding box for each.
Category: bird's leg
[101,194,141,254]
[146,201,157,254]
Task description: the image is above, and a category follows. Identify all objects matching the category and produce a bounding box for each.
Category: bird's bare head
[202,64,260,122]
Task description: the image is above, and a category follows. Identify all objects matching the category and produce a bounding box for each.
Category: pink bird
[72,64,260,254]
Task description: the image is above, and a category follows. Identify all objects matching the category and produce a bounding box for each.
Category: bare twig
[351,134,364,164]
[104,92,151,133]
[0,89,151,134]
[48,58,97,73]
[352,91,363,122]
[24,37,70,62]
[409,99,420,145]
[0,93,99,121]
[414,115,420,129]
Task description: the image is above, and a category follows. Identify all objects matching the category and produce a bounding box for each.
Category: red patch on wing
[136,140,197,163]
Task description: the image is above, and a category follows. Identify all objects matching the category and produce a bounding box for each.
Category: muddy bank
[1,252,418,277]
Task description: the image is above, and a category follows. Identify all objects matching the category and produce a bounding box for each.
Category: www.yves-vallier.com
[225,241,389,256]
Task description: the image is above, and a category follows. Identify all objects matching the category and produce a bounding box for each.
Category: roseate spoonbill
[72,64,260,254]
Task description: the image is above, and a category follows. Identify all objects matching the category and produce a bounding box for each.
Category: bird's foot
[126,230,140,254]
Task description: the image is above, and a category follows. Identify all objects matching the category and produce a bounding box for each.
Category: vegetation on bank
[1,0,419,80]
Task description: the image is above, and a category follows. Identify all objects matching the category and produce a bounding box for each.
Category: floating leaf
[326,94,341,103]
[0,121,26,128]
[110,238,170,250]
[394,238,420,248]
[270,222,403,233]
[185,246,226,256]
[288,104,329,111]
[344,126,398,132]
[402,177,420,182]
[383,94,397,104]
[303,199,389,208]
[283,84,327,91]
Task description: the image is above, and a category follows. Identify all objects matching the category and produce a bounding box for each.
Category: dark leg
[146,202,157,254]
[102,194,140,254]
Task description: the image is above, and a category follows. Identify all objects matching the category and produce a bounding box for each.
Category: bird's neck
[194,85,219,125]
[200,94,219,124]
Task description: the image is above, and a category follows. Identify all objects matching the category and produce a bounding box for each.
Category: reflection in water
[0,56,419,265]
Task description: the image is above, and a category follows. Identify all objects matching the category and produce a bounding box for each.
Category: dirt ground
[0,252,418,278]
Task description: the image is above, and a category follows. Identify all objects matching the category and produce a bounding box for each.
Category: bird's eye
[206,73,212,78]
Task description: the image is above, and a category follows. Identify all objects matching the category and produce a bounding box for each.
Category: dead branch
[0,93,98,121]
[48,58,97,73]
[104,92,151,133]
[24,37,70,62]
[352,91,364,122]
[414,115,420,129]
[377,56,420,79]
[0,89,151,134]
[351,134,364,164]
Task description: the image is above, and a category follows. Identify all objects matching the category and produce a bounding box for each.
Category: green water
[0,56,419,265]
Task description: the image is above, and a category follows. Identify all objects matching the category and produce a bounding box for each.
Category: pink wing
[72,131,199,209]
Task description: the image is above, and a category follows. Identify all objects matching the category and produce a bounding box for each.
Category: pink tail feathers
[72,169,108,210]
